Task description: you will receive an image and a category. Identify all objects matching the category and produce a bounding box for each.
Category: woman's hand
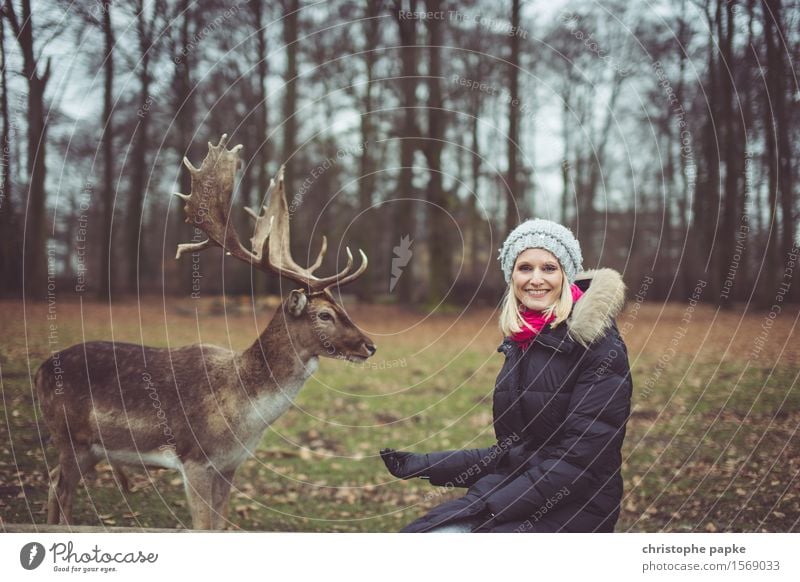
[380,448,429,479]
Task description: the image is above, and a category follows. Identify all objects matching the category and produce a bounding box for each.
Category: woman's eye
[544,265,557,272]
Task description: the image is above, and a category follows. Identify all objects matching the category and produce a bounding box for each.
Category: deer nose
[365,343,377,357]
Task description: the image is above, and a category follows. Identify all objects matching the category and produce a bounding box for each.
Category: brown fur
[569,268,627,346]
[37,292,374,529]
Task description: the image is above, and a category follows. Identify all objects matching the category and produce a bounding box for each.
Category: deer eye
[318,312,334,322]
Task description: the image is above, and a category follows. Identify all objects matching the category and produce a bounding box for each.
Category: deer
[36,135,376,530]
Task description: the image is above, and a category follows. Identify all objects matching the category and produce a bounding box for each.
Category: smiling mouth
[525,289,550,297]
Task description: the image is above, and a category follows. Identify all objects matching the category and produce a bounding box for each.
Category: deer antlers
[174,134,368,294]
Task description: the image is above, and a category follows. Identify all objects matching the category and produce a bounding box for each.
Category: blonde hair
[498,274,574,337]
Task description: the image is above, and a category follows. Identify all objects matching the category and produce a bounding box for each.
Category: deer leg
[182,461,216,530]
[211,469,236,530]
[111,464,132,494]
[49,448,94,525]
[46,466,61,525]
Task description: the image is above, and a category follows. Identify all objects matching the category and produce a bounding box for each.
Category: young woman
[381,219,632,532]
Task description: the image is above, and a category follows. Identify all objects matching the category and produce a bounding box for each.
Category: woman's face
[512,248,564,312]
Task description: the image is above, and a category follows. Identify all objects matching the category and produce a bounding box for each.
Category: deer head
[174,135,376,362]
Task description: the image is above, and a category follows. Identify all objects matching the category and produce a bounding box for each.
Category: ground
[1,296,797,531]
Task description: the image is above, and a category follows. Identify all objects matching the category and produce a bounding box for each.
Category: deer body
[38,136,374,529]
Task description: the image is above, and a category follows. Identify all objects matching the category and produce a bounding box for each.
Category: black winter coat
[402,269,632,533]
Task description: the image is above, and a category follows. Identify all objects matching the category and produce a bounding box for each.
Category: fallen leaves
[2,301,799,532]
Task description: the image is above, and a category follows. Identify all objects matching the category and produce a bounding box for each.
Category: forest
[1,0,797,307]
[1,0,799,536]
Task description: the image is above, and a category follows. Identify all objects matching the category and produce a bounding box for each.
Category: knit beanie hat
[498,219,583,283]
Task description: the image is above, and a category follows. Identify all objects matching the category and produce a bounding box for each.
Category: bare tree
[97,0,115,299]
[560,77,575,225]
[355,0,381,299]
[548,5,627,263]
[762,0,794,297]
[676,0,694,298]
[249,0,271,201]
[3,0,51,299]
[717,0,743,307]
[423,0,450,304]
[125,0,166,290]
[505,0,521,237]
[282,0,300,197]
[450,11,495,279]
[0,12,19,296]
[392,0,419,303]
[248,0,272,295]
[170,0,202,294]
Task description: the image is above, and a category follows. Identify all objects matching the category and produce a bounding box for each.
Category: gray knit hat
[498,219,583,283]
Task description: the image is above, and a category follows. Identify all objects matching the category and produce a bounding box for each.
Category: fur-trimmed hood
[568,268,626,346]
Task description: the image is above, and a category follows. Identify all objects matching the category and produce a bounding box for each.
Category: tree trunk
[98,0,114,299]
[761,0,785,302]
[281,0,301,283]
[505,0,521,237]
[172,0,198,295]
[719,0,740,307]
[560,83,572,225]
[249,0,270,294]
[356,0,380,299]
[26,72,48,300]
[693,0,722,298]
[424,0,448,304]
[469,104,481,278]
[282,0,299,199]
[393,0,418,304]
[5,0,50,299]
[766,0,795,300]
[251,0,270,195]
[0,16,6,218]
[676,0,692,299]
[0,15,20,297]
[662,109,675,279]
[732,0,757,304]
[126,0,153,290]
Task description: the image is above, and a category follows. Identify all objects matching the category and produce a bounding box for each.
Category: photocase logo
[20,542,46,570]
[390,235,413,292]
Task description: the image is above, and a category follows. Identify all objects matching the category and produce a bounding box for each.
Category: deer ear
[287,289,308,317]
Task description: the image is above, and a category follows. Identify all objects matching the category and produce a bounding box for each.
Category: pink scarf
[511,284,584,350]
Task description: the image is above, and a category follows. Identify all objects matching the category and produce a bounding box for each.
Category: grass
[1,296,798,532]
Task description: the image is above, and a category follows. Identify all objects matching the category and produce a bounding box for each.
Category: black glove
[380,448,430,479]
